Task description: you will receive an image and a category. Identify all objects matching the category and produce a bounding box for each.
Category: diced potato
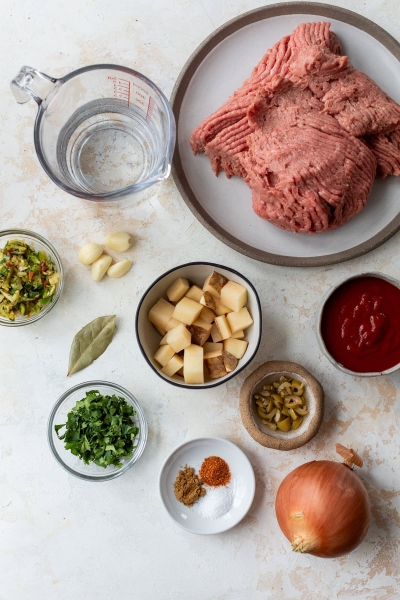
[205,271,229,296]
[154,324,166,336]
[166,323,192,353]
[203,342,223,353]
[203,274,222,300]
[231,329,244,339]
[214,315,232,340]
[148,298,175,330]
[185,285,203,302]
[223,338,248,359]
[200,291,216,311]
[172,297,203,325]
[154,344,175,367]
[226,307,253,333]
[214,302,232,316]
[220,281,248,313]
[159,333,168,346]
[161,354,184,377]
[166,278,190,303]
[210,323,223,343]
[204,352,227,379]
[200,306,215,324]
[188,317,212,346]
[184,345,204,384]
[165,317,182,332]
[223,350,238,373]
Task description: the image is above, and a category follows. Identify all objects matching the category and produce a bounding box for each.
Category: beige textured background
[1,1,399,599]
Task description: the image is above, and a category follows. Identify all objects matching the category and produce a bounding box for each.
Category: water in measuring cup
[56,99,162,194]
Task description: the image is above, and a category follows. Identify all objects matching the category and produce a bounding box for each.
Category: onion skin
[275,460,370,558]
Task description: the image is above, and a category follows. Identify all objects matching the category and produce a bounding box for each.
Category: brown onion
[275,446,370,558]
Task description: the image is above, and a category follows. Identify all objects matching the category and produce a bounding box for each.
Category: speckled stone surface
[1,1,400,599]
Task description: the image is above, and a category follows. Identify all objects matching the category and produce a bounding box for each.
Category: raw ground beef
[190,22,400,233]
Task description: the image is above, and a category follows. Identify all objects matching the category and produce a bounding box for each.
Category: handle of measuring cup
[11,66,58,105]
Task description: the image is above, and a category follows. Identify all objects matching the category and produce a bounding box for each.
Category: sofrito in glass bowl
[0,229,64,326]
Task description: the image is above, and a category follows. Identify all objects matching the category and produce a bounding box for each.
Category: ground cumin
[199,456,231,487]
[174,465,206,506]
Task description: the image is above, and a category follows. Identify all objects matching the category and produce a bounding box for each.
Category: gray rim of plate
[170,1,400,268]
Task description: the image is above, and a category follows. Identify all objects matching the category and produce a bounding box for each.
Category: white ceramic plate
[135,262,262,389]
[172,3,400,266]
[159,436,255,534]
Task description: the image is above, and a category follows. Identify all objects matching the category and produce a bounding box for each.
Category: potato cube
[200,306,215,324]
[204,351,227,379]
[159,333,168,346]
[220,281,248,313]
[214,302,232,316]
[161,354,184,377]
[148,298,175,330]
[165,317,182,332]
[226,307,253,333]
[166,277,190,303]
[188,317,212,346]
[203,342,223,353]
[210,323,223,343]
[184,345,204,384]
[185,285,203,302]
[173,297,203,325]
[204,271,229,298]
[214,315,232,340]
[223,338,248,359]
[202,271,227,300]
[231,329,244,339]
[223,350,238,373]
[154,324,166,336]
[200,291,216,311]
[166,323,192,353]
[154,344,175,367]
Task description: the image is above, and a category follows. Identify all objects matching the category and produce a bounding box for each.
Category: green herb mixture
[0,239,60,320]
[55,390,139,468]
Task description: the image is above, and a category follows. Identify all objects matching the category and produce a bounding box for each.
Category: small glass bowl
[48,381,148,481]
[0,229,64,327]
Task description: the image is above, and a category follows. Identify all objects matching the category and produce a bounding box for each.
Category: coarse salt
[194,485,233,520]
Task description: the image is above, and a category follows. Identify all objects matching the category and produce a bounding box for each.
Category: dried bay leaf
[68,315,116,376]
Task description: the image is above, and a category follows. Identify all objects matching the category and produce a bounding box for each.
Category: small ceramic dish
[48,381,147,481]
[240,361,324,451]
[135,262,262,388]
[158,436,255,534]
[0,229,64,327]
[315,271,400,377]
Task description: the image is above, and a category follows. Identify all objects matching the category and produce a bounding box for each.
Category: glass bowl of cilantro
[48,381,148,481]
[0,229,64,326]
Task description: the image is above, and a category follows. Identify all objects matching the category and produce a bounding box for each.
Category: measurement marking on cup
[146,96,155,122]
[109,76,131,106]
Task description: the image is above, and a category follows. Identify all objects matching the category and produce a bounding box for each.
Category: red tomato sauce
[321,276,400,373]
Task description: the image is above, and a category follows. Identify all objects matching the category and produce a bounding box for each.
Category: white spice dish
[158,436,255,534]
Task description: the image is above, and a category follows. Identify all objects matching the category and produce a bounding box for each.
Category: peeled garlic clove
[105,232,131,252]
[107,259,132,279]
[79,242,103,265]
[91,255,112,281]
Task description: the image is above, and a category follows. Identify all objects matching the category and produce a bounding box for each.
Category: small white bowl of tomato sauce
[316,272,400,377]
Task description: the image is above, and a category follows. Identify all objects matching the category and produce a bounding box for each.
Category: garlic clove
[107,259,133,279]
[78,242,103,265]
[91,255,112,282]
[105,232,131,252]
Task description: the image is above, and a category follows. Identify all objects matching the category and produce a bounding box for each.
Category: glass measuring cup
[11,65,175,202]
